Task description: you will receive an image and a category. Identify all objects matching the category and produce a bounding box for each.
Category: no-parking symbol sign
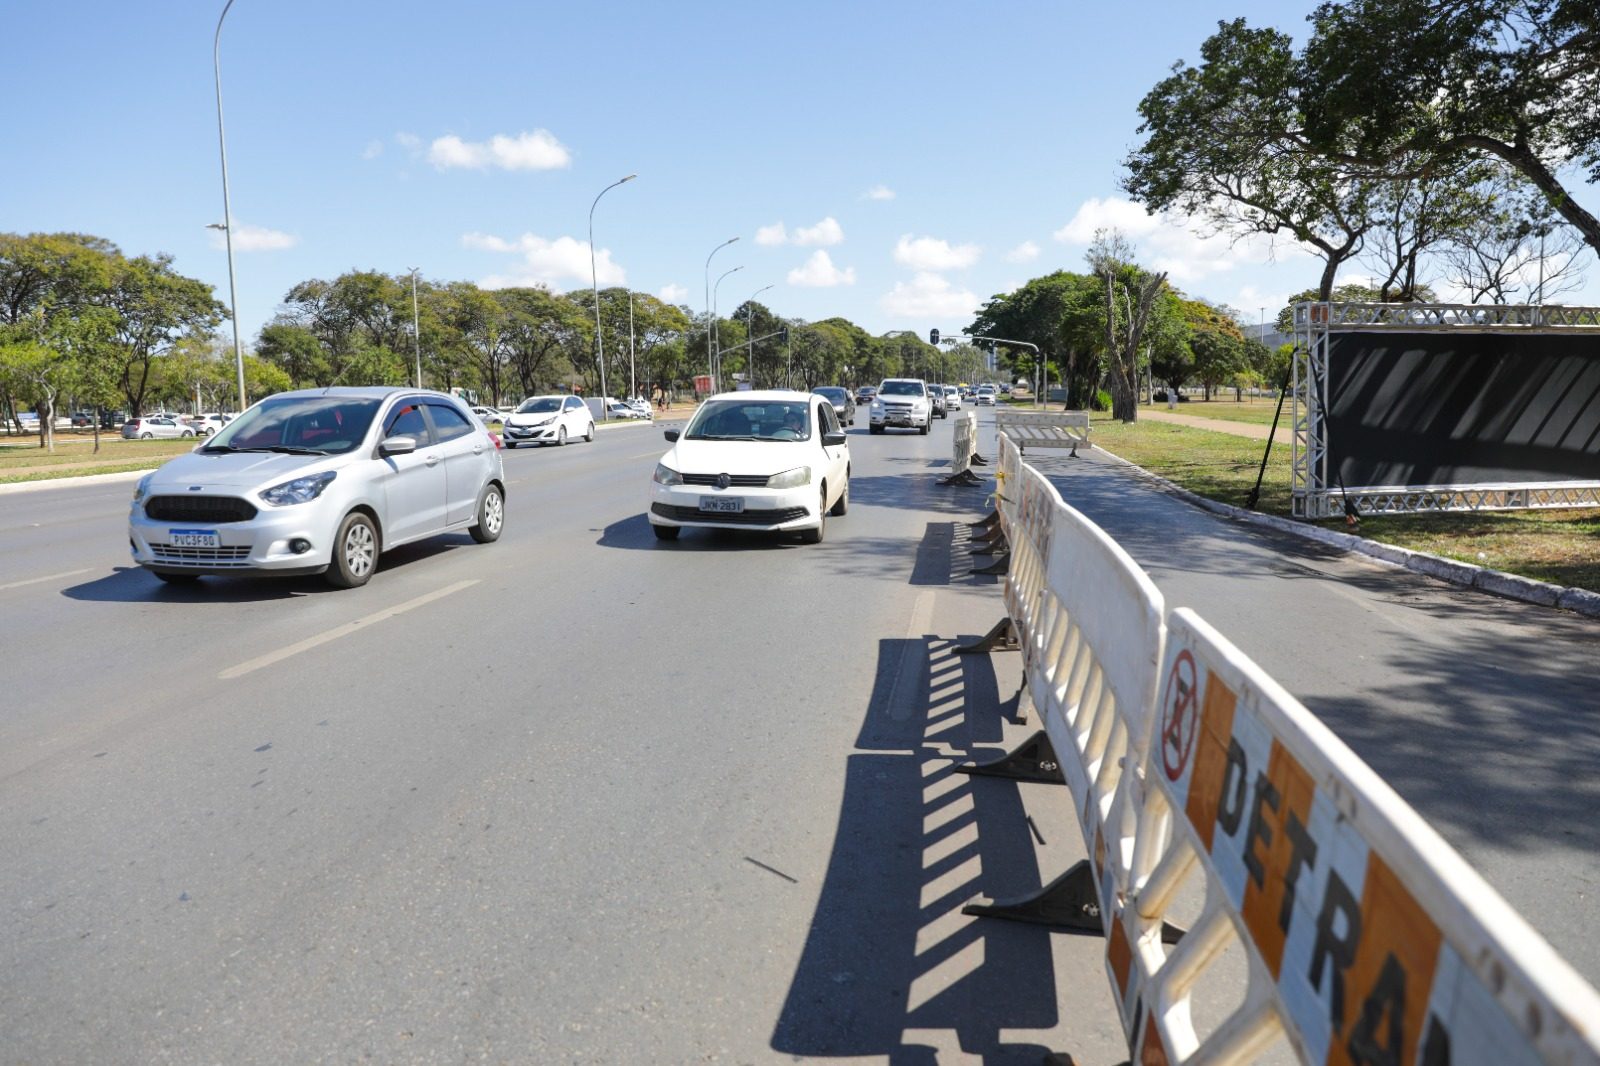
[1159,649,1199,782]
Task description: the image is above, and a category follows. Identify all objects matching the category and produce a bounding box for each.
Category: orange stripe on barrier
[1239,742,1317,980]
[1326,852,1443,1066]
[1140,1014,1171,1066]
[1109,917,1133,1001]
[1183,671,1239,851]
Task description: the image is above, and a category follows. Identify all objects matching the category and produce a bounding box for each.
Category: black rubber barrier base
[967,510,1000,531]
[964,861,1185,944]
[954,729,1063,784]
[971,553,1010,576]
[937,469,985,486]
[970,534,1009,556]
[955,616,1019,654]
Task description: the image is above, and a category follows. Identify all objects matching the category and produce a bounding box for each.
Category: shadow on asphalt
[59,538,472,602]
[770,620,1060,1061]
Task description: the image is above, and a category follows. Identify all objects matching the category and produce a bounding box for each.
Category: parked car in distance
[943,385,961,410]
[128,386,505,589]
[649,390,849,543]
[625,397,654,420]
[123,416,196,440]
[975,385,997,407]
[471,405,501,424]
[502,394,596,448]
[188,413,232,436]
[811,386,855,426]
[869,378,933,434]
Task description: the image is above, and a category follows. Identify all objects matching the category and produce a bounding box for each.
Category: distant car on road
[649,390,849,543]
[123,416,196,440]
[502,394,595,448]
[854,385,877,405]
[869,378,933,434]
[188,413,232,436]
[471,405,500,424]
[974,385,997,407]
[811,386,855,426]
[128,387,505,589]
[942,385,961,411]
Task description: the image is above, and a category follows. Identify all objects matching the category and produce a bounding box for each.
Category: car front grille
[651,503,809,526]
[150,545,253,567]
[681,473,771,487]
[145,495,259,523]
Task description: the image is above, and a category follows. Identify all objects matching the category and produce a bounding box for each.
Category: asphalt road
[2,410,1595,1064]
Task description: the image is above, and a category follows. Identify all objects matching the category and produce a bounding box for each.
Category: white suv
[868,378,932,434]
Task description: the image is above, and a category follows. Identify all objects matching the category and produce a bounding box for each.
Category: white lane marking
[883,590,936,721]
[0,568,89,593]
[218,579,479,680]
[627,450,665,460]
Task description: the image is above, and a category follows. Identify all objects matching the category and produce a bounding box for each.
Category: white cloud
[864,185,896,201]
[362,140,384,160]
[395,131,421,151]
[1051,195,1312,284]
[428,130,572,171]
[755,222,788,246]
[463,231,624,287]
[880,272,981,319]
[894,234,981,272]
[658,283,689,304]
[787,250,856,288]
[793,217,844,247]
[208,222,298,252]
[1006,240,1040,263]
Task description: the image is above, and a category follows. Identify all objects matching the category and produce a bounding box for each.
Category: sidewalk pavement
[1137,406,1292,443]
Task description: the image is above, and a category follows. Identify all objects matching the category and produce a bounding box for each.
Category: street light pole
[713,265,742,389]
[745,284,772,387]
[589,173,636,419]
[409,267,422,388]
[704,237,738,394]
[212,0,246,413]
[628,290,636,400]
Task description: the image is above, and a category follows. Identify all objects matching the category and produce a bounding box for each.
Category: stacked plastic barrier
[973,430,1600,1065]
[941,410,981,485]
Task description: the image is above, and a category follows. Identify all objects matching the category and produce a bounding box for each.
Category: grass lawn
[1141,398,1286,426]
[0,437,197,482]
[1088,412,1600,594]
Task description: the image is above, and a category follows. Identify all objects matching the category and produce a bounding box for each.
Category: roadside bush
[1092,389,1112,411]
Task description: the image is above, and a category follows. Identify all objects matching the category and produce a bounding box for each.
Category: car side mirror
[663,429,680,442]
[822,431,846,446]
[379,434,417,456]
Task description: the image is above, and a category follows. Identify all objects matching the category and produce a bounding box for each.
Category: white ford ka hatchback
[128,387,506,588]
[648,390,850,543]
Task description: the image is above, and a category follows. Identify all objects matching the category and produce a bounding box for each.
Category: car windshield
[879,380,923,396]
[517,398,561,414]
[813,388,845,402]
[204,396,380,455]
[685,400,811,441]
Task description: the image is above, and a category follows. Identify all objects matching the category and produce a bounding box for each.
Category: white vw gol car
[128,387,506,588]
[649,390,849,543]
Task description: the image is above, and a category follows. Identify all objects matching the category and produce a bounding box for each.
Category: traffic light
[779,326,790,344]
[930,328,940,345]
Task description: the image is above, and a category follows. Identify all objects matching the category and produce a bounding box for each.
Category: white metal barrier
[973,435,1600,1065]
[994,409,1091,456]
[942,410,980,484]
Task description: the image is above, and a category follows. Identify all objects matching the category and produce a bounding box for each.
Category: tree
[100,254,227,414]
[496,287,586,399]
[1089,231,1169,422]
[1300,0,1600,257]
[1441,169,1590,303]
[1124,19,1387,301]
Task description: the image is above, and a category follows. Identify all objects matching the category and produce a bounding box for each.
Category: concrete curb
[1062,445,1600,621]
[0,469,149,496]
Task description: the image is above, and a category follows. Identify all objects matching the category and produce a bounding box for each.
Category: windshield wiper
[234,445,329,455]
[689,433,762,441]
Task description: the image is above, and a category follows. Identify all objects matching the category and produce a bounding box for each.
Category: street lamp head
[621,173,637,183]
[206,222,228,231]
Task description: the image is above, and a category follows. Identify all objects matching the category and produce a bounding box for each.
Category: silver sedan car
[128,387,506,588]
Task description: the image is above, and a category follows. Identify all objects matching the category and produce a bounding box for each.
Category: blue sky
[9,1,1598,345]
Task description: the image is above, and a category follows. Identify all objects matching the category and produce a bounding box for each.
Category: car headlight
[259,470,337,506]
[767,466,811,490]
[870,401,884,412]
[132,473,154,505]
[653,463,683,487]
[533,417,554,427]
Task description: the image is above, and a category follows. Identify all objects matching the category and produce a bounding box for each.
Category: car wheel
[829,473,849,516]
[919,421,930,435]
[799,487,826,544]
[585,421,595,443]
[140,432,153,439]
[651,523,680,541]
[506,440,518,449]
[557,426,568,446]
[469,484,504,543]
[326,511,378,588]
[154,571,199,584]
[869,424,883,435]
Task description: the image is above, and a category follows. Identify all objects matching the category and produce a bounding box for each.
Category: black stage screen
[1325,332,1600,486]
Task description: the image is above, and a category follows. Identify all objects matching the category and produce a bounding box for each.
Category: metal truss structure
[1291,302,1600,518]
